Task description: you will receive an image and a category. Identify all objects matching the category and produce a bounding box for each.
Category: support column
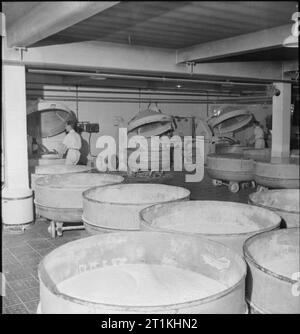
[2,63,34,231]
[271,82,292,162]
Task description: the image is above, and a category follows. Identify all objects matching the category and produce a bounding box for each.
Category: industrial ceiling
[2,1,298,100]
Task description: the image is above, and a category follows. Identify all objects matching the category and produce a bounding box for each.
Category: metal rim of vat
[35,202,83,213]
[208,110,253,134]
[248,191,299,215]
[255,161,299,174]
[254,175,299,189]
[139,201,282,237]
[82,217,140,232]
[243,228,300,285]
[127,112,172,133]
[35,175,125,190]
[206,168,254,180]
[34,165,92,175]
[254,175,299,188]
[38,231,247,312]
[82,183,191,207]
[207,154,254,163]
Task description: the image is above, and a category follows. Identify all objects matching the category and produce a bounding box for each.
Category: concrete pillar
[271,82,292,162]
[1,63,34,231]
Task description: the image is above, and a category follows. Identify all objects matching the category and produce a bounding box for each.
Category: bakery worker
[248,120,266,149]
[61,120,82,165]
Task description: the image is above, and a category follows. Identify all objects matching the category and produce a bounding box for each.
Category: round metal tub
[140,201,281,256]
[31,164,92,190]
[38,231,247,314]
[29,157,65,168]
[215,144,248,155]
[254,161,299,189]
[82,183,190,233]
[207,154,254,182]
[27,100,77,138]
[244,228,300,314]
[34,173,124,222]
[243,148,271,162]
[207,109,253,134]
[249,189,300,228]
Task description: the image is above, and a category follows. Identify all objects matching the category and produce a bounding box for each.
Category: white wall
[77,101,207,155]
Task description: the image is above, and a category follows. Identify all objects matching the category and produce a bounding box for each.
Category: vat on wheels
[34,173,124,237]
[207,154,255,193]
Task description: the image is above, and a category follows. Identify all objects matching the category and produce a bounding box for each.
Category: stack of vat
[34,102,298,313]
[206,108,255,192]
[37,169,299,313]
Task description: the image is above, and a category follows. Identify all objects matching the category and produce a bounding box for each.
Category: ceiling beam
[176,24,292,64]
[283,60,299,72]
[6,1,120,48]
[3,40,285,82]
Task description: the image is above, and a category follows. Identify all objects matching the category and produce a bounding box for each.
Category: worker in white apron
[249,120,266,149]
[61,121,82,165]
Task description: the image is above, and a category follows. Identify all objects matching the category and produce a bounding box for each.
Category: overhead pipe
[26,81,266,95]
[26,95,272,104]
[27,68,270,87]
[26,93,271,101]
[26,87,245,98]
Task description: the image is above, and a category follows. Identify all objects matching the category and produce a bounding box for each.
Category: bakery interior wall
[26,88,272,163]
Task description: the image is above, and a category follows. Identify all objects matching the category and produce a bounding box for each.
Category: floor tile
[27,238,54,250]
[24,300,39,314]
[8,277,39,291]
[4,266,34,282]
[9,245,36,255]
[3,292,22,307]
[16,287,40,303]
[3,303,29,314]
[35,246,56,257]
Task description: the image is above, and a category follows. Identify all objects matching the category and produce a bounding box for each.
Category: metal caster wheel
[48,221,56,238]
[212,179,222,186]
[257,185,267,192]
[56,222,63,237]
[229,182,240,193]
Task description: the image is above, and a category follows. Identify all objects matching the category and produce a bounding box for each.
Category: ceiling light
[176,84,182,88]
[283,11,299,48]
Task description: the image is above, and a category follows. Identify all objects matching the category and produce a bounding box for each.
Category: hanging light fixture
[283,11,299,48]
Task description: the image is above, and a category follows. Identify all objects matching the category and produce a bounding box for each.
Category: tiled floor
[1,171,253,314]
